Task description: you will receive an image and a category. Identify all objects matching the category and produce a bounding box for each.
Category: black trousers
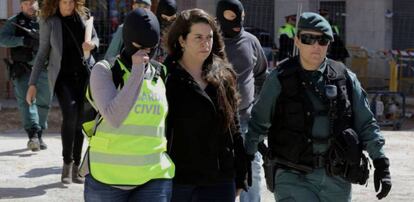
[55,76,87,165]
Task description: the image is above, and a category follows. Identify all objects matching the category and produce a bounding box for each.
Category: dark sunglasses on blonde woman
[299,33,330,46]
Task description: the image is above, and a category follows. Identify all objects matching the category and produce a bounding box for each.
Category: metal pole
[293,3,302,57]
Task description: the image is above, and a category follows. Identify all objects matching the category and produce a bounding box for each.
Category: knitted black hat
[122,8,160,58]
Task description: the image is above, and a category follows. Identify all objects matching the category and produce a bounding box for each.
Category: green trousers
[12,69,51,131]
[274,168,351,202]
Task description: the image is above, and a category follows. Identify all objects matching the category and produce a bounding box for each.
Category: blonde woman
[26,0,99,184]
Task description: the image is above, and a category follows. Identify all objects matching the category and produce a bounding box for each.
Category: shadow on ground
[0,182,68,199]
[20,166,62,178]
[0,148,37,157]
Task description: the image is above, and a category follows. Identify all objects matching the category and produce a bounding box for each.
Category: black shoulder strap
[325,59,347,81]
[149,59,167,82]
[326,59,352,100]
[111,59,125,88]
[326,59,354,129]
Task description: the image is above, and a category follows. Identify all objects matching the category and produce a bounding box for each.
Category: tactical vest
[278,23,296,39]
[268,57,353,171]
[10,12,38,62]
[86,59,175,185]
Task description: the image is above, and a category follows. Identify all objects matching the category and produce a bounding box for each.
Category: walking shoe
[27,137,40,152]
[61,162,73,184]
[38,130,47,150]
[72,164,85,184]
[38,137,47,150]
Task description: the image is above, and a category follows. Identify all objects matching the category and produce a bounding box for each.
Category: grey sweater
[80,60,146,189]
[90,60,146,128]
[29,15,99,94]
[224,30,268,111]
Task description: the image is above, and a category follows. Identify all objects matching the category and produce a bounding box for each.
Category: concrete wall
[176,0,197,12]
[346,0,392,51]
[196,0,217,15]
[346,0,392,90]
[274,0,393,51]
[273,0,392,89]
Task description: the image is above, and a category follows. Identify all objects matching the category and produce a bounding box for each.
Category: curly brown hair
[165,8,240,130]
[40,0,88,19]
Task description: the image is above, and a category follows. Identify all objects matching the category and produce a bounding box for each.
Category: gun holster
[262,152,278,193]
[325,128,370,185]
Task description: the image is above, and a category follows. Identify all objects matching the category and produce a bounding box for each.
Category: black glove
[373,157,392,200]
[246,154,255,187]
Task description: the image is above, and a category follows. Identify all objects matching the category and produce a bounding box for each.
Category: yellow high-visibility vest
[278,23,296,39]
[87,59,174,185]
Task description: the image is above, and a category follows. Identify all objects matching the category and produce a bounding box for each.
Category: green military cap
[298,12,333,40]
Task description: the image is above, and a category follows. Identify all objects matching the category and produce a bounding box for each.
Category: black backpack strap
[150,59,167,82]
[111,59,126,89]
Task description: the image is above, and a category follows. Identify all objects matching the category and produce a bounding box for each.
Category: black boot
[37,130,47,150]
[26,128,40,152]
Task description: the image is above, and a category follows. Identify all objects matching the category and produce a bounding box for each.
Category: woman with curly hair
[164,8,249,201]
[26,0,99,184]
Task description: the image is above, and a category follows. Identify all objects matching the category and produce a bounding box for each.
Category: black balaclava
[156,0,177,32]
[121,8,160,65]
[216,0,244,38]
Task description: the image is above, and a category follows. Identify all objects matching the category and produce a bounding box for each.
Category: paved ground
[0,132,84,201]
[1,98,414,201]
[1,130,414,202]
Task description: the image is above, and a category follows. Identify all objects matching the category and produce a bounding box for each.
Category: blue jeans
[172,180,235,202]
[12,69,50,131]
[239,109,263,202]
[84,175,172,202]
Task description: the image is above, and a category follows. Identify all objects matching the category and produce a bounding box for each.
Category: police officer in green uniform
[0,0,50,151]
[277,14,296,62]
[245,12,391,201]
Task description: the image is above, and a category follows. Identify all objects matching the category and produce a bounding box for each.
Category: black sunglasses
[299,34,330,46]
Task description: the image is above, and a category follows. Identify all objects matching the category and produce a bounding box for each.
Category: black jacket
[166,62,248,189]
